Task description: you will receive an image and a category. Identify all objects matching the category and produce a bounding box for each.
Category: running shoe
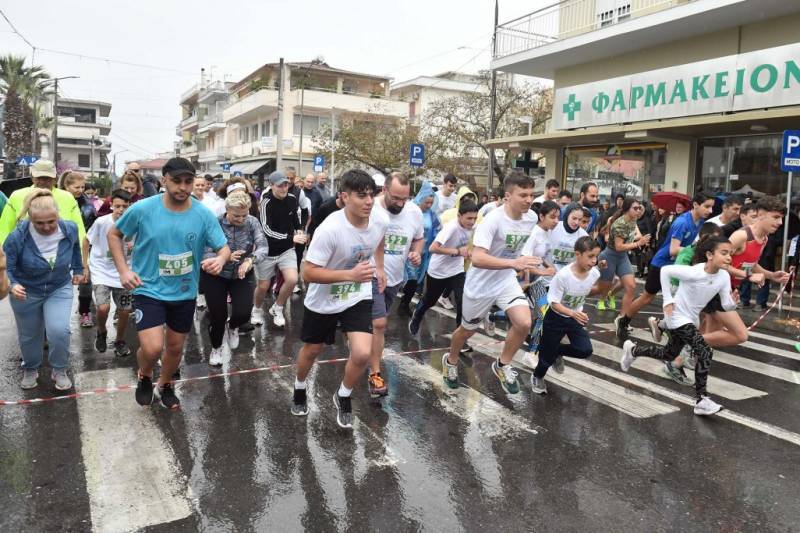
[367,372,388,398]
[209,346,223,367]
[648,316,664,343]
[226,323,239,350]
[620,340,636,372]
[553,356,565,374]
[681,346,696,370]
[239,322,255,334]
[80,313,94,328]
[694,395,722,416]
[135,372,154,406]
[269,304,286,328]
[157,383,181,410]
[408,315,421,336]
[530,375,548,394]
[95,331,108,353]
[333,392,353,429]
[291,388,308,416]
[51,369,72,391]
[196,294,206,309]
[523,351,538,369]
[442,354,460,389]
[484,317,496,336]
[20,369,38,390]
[113,309,119,325]
[663,361,692,386]
[491,360,520,394]
[251,307,265,326]
[293,285,301,294]
[614,315,631,340]
[113,341,131,357]
[459,343,474,354]
[438,296,454,310]
[608,295,617,310]
[597,298,607,311]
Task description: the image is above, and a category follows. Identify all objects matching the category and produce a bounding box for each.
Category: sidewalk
[743,305,800,339]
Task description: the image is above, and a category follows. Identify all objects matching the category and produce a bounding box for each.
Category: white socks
[338,383,353,397]
[294,378,306,390]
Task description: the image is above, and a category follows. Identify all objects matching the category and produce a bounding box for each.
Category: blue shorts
[133,295,196,334]
[371,280,400,319]
[598,248,633,282]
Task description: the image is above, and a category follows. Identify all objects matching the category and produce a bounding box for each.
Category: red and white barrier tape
[746,267,795,331]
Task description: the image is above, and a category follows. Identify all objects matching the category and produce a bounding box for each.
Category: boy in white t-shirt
[444,171,540,394]
[292,170,388,430]
[83,189,133,357]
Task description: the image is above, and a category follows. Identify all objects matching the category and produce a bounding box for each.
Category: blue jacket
[3,220,83,296]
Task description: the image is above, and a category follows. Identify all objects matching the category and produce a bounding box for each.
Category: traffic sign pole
[780,170,792,311]
[779,130,800,311]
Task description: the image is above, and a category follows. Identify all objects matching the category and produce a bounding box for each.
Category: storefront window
[565,145,666,203]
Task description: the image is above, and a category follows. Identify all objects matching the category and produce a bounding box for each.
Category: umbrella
[651,192,691,213]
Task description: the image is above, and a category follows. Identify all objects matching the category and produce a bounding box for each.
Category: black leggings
[200,271,255,348]
[633,323,713,399]
[413,273,465,325]
[78,281,93,314]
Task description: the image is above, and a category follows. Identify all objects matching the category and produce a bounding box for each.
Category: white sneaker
[226,323,239,350]
[484,318,496,336]
[438,296,454,310]
[293,285,301,294]
[648,316,663,343]
[251,307,265,326]
[209,346,223,366]
[620,340,636,372]
[196,294,206,309]
[694,395,722,416]
[523,351,538,369]
[51,369,72,391]
[530,375,548,394]
[270,304,286,327]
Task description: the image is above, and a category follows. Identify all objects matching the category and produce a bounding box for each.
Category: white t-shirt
[533,194,551,204]
[304,209,388,314]
[522,225,553,283]
[547,264,601,317]
[427,220,472,279]
[464,206,538,298]
[201,195,225,217]
[706,214,725,227]
[547,222,588,272]
[661,263,736,329]
[87,214,129,288]
[372,201,424,287]
[436,191,456,214]
[30,225,63,267]
[478,201,501,218]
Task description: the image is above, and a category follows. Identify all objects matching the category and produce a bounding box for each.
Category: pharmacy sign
[554,42,800,130]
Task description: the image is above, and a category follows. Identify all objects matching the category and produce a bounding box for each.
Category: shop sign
[554,43,800,130]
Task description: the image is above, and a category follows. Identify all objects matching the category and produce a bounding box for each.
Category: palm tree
[0,54,51,160]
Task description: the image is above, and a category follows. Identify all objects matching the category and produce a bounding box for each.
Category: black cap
[162,157,196,178]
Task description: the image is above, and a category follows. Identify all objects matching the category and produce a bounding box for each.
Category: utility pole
[90,135,96,178]
[330,108,337,193]
[297,59,320,176]
[275,58,285,171]
[488,0,499,193]
[50,75,79,165]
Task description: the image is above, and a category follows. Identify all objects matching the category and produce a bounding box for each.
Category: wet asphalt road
[1,288,800,533]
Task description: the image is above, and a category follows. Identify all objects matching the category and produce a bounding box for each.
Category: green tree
[0,55,51,160]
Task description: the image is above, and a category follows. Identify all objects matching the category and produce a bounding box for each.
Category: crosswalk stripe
[76,369,193,532]
[740,340,800,361]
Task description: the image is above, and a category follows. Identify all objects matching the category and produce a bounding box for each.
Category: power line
[110,131,166,156]
[0,7,34,51]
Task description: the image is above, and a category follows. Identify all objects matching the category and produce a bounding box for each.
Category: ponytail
[692,235,727,265]
[19,189,59,221]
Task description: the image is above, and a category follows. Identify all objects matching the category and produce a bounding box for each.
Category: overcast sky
[1,0,549,172]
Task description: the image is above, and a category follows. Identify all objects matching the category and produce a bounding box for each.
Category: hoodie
[439,186,482,226]
[404,181,441,284]
[259,189,300,257]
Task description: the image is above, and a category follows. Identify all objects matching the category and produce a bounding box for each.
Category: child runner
[408,200,479,335]
[291,170,388,429]
[620,235,738,416]
[530,237,604,394]
[615,192,714,340]
[547,203,588,275]
[84,189,134,357]
[443,171,540,393]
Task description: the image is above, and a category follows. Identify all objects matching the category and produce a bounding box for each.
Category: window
[261,121,270,137]
[293,114,327,136]
[272,119,279,136]
[409,101,416,121]
[250,124,258,140]
[78,154,90,168]
[240,126,249,143]
[597,0,630,27]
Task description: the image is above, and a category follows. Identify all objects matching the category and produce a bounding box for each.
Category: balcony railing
[494,0,693,59]
[180,114,198,129]
[180,83,199,103]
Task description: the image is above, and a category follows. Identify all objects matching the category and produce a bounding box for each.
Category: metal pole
[298,85,305,175]
[90,135,95,177]
[330,108,336,193]
[275,58,285,171]
[52,78,58,162]
[780,170,793,312]
[487,0,499,193]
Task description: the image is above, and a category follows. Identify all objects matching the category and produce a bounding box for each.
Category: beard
[387,204,404,215]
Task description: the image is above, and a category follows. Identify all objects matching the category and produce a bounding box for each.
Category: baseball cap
[269,171,290,185]
[30,159,56,179]
[162,157,196,178]
[372,173,386,187]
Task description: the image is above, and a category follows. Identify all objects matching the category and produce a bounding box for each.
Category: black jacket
[259,190,299,257]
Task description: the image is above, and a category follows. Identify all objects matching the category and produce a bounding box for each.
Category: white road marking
[740,340,800,361]
[76,368,193,532]
[746,329,798,347]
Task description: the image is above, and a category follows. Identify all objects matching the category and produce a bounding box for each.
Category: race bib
[562,293,585,310]
[552,247,575,264]
[330,282,361,300]
[384,233,409,255]
[504,232,529,252]
[159,252,193,276]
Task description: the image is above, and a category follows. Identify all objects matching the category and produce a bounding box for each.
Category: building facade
[55,98,112,176]
[489,0,800,206]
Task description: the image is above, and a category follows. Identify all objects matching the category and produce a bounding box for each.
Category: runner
[84,189,134,357]
[291,169,388,429]
[368,171,424,398]
[408,200,478,335]
[530,236,604,394]
[108,157,230,410]
[443,171,539,392]
[558,190,573,210]
[533,179,560,205]
[478,194,504,218]
[548,203,588,274]
[398,181,440,317]
[621,235,737,416]
[253,171,308,328]
[59,171,96,328]
[707,195,743,227]
[436,174,458,215]
[285,167,311,280]
[615,192,713,340]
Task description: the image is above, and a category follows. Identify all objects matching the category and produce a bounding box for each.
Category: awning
[230,159,272,175]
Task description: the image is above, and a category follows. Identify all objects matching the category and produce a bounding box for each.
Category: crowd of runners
[0,157,792,426]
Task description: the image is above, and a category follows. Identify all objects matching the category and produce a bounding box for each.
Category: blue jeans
[740,280,770,306]
[10,283,74,370]
[534,310,593,378]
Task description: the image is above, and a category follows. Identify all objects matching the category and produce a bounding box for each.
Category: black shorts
[301,299,373,345]
[702,293,724,314]
[644,265,663,295]
[133,295,196,334]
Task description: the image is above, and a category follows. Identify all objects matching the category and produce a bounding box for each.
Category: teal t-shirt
[115,195,227,301]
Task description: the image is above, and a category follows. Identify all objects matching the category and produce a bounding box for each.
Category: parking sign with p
[782,130,800,172]
[410,143,425,167]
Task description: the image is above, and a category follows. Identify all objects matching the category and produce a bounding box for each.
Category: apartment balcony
[290,88,407,117]
[180,142,199,158]
[198,81,230,104]
[223,88,279,124]
[180,114,198,131]
[198,146,228,163]
[57,116,112,135]
[491,0,798,78]
[198,105,227,133]
[180,83,199,104]
[57,136,112,151]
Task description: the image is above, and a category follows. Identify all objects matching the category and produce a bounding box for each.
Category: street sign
[409,143,425,167]
[221,163,231,172]
[781,130,800,172]
[233,171,243,177]
[313,155,325,173]
[16,155,40,167]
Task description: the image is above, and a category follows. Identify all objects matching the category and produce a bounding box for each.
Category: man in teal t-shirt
[109,157,230,410]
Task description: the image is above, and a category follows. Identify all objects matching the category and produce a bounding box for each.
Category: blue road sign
[782,130,800,172]
[233,170,243,177]
[222,163,231,172]
[409,143,425,167]
[16,155,40,167]
[313,155,325,172]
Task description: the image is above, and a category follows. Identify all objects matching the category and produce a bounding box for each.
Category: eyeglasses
[633,206,644,211]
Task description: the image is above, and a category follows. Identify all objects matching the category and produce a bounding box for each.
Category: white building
[55,98,112,176]
[178,62,408,180]
[390,71,486,126]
